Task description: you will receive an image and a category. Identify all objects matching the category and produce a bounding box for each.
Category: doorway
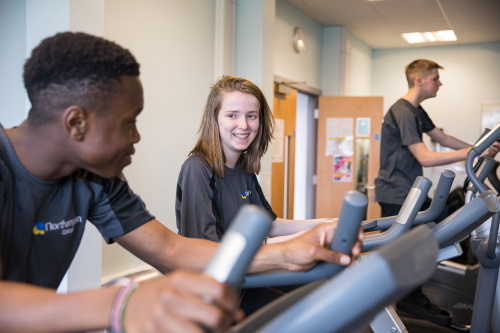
[270,81,318,220]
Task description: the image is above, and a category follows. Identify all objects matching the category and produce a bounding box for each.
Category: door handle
[364,185,375,190]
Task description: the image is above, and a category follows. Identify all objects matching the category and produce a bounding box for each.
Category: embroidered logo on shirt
[240,190,251,199]
[32,216,83,236]
[32,222,46,235]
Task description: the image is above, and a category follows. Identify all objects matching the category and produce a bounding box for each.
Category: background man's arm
[427,128,470,150]
[408,128,499,167]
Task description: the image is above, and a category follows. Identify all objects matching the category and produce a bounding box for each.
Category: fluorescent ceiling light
[434,30,457,41]
[402,32,426,43]
[422,32,436,42]
[402,30,457,44]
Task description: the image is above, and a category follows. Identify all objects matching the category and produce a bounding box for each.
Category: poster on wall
[333,155,353,182]
[325,117,354,182]
[272,118,285,163]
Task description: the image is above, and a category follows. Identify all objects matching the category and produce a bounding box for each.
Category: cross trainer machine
[422,156,497,328]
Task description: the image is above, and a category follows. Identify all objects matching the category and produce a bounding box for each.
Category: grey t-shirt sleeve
[175,155,220,241]
[391,102,424,147]
[87,174,155,244]
[419,107,436,133]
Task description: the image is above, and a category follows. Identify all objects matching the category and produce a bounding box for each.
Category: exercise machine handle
[257,225,439,333]
[433,190,500,248]
[414,169,455,224]
[362,176,432,252]
[466,157,496,195]
[242,191,367,288]
[328,190,367,254]
[472,124,500,156]
[486,160,500,194]
[363,170,455,231]
[204,204,273,288]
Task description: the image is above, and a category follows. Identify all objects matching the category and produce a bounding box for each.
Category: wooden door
[271,84,296,219]
[316,96,383,219]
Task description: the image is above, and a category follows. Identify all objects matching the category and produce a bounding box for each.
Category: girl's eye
[248,114,257,119]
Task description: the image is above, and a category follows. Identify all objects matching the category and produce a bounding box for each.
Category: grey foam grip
[204,204,273,288]
[362,176,431,251]
[366,170,455,231]
[414,169,455,224]
[433,190,500,248]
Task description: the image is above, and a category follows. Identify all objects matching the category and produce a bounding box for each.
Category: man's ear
[63,106,87,141]
[414,76,423,87]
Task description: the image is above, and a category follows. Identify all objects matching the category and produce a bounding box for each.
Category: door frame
[273,75,322,219]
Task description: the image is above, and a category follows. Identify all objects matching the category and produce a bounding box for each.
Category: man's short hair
[405,59,443,88]
[23,32,140,125]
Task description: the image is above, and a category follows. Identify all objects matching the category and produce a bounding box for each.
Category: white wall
[101,0,217,277]
[274,0,323,90]
[347,35,372,96]
[0,0,27,128]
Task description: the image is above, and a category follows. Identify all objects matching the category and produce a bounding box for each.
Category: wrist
[107,278,139,333]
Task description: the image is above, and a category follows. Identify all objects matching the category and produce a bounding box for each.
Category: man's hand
[124,271,244,333]
[481,141,500,158]
[274,222,364,272]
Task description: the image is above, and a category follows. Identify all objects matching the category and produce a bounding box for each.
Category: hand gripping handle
[242,191,367,288]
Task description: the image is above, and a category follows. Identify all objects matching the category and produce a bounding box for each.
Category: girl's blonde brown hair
[190,75,274,177]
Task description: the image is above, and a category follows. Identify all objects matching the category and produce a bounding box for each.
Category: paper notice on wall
[272,118,285,163]
[356,117,371,137]
[325,117,354,156]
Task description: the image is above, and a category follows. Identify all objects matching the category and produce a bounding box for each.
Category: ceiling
[285,0,500,49]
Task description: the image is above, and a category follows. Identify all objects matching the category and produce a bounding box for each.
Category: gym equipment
[224,125,500,333]
[462,124,500,333]
[231,190,367,332]
[242,190,367,288]
[204,204,273,288]
[362,175,432,252]
[423,157,497,327]
[362,169,456,232]
[256,225,439,333]
[416,124,500,332]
